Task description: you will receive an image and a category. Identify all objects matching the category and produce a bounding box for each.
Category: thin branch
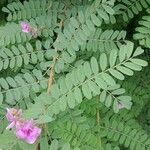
[47,56,57,94]
[96,100,101,149]
[96,109,100,126]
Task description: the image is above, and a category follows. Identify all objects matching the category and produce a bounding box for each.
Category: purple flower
[16,120,41,144]
[6,108,22,129]
[6,108,22,122]
[5,108,42,144]
[21,22,30,33]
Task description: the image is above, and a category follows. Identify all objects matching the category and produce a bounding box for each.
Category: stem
[47,56,57,94]
[96,99,101,150]
[38,51,57,149]
[35,142,39,150]
[96,109,100,126]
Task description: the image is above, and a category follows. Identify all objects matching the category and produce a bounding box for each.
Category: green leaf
[113,99,119,113]
[109,68,125,80]
[59,78,68,94]
[126,42,134,58]
[90,57,99,74]
[130,58,148,67]
[71,40,79,51]
[86,19,95,31]
[91,14,101,26]
[117,96,132,109]
[3,59,9,69]
[94,0,101,7]
[13,88,21,100]
[77,65,86,83]
[109,49,117,67]
[78,10,84,23]
[51,84,60,99]
[0,78,9,89]
[83,62,92,78]
[21,86,30,98]
[124,62,142,71]
[74,87,82,103]
[119,45,126,62]
[70,17,79,28]
[101,73,116,86]
[0,61,3,71]
[116,66,134,76]
[31,53,37,64]
[112,88,125,95]
[70,70,79,86]
[102,4,115,15]
[35,115,54,124]
[100,53,107,71]
[49,140,58,150]
[23,54,30,65]
[133,47,144,56]
[62,143,70,150]
[67,91,76,109]
[59,95,67,111]
[82,83,92,99]
[24,73,34,83]
[19,141,37,150]
[36,40,42,50]
[87,80,100,95]
[26,42,33,52]
[16,55,22,67]
[82,25,91,36]
[2,7,10,13]
[97,9,109,20]
[78,29,87,41]
[95,76,107,90]
[6,91,15,104]
[40,137,49,150]
[0,131,17,149]
[0,93,3,104]
[6,77,17,88]
[105,95,112,107]
[65,74,73,90]
[100,90,106,103]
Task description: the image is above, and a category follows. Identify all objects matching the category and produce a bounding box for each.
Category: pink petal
[15,121,24,130]
[26,127,41,144]
[6,108,22,122]
[6,113,14,122]
[15,119,41,144]
[23,120,33,129]
[25,136,37,144]
[18,109,22,116]
[16,129,27,140]
[6,108,15,122]
[6,121,15,130]
[30,127,41,137]
[20,22,30,33]
[22,28,30,33]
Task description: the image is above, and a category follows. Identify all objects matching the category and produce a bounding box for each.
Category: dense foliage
[0,0,150,149]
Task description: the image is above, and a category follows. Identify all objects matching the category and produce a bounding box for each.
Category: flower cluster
[6,108,41,144]
[20,22,38,38]
[21,22,30,33]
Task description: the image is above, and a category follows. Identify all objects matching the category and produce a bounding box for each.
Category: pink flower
[5,108,42,144]
[6,108,22,129]
[16,120,41,144]
[21,22,30,33]
[6,108,22,122]
[117,102,125,109]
